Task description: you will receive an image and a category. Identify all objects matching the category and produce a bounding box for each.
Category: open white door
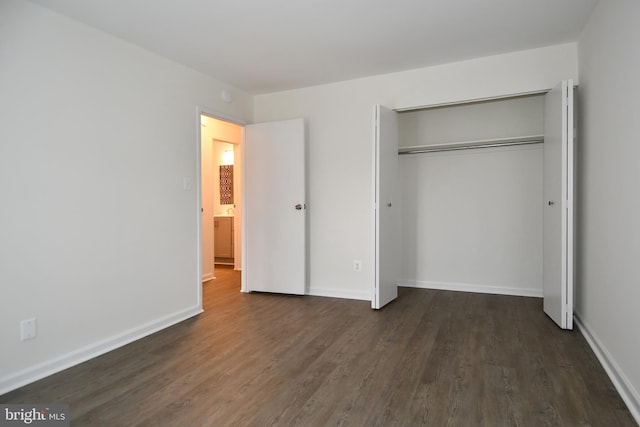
[244,119,306,295]
[373,105,400,309]
[543,80,574,329]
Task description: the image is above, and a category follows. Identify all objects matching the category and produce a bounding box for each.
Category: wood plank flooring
[2,267,636,426]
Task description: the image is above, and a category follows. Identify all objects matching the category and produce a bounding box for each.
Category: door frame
[196,107,247,310]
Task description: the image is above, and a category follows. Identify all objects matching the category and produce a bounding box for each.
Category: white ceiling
[29,0,598,94]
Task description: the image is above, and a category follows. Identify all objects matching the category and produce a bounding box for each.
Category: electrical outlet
[353,260,362,272]
[20,318,37,341]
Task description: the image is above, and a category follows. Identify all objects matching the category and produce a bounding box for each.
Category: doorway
[197,111,307,304]
[200,113,243,284]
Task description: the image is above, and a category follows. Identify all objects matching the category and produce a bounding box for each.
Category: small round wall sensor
[221,89,233,103]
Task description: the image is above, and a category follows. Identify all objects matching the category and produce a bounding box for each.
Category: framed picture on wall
[219,165,233,204]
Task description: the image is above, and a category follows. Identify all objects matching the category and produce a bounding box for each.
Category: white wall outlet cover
[20,318,37,341]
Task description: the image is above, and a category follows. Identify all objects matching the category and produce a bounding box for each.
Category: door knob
[295,204,304,210]
[548,201,554,206]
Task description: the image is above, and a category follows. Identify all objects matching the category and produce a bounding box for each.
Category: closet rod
[398,135,543,155]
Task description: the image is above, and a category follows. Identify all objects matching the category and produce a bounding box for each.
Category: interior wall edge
[574,314,640,424]
[0,306,202,396]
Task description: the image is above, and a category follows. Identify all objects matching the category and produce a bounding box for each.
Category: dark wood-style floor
[2,267,636,426]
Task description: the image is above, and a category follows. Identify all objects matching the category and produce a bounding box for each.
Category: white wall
[576,0,640,420]
[0,0,252,393]
[399,146,543,296]
[398,95,544,147]
[254,44,578,301]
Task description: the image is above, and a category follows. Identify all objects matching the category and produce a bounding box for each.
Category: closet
[397,94,545,297]
[374,82,575,329]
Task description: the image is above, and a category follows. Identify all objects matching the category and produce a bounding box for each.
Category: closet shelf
[398,134,544,155]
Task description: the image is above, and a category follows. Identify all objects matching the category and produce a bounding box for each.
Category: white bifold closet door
[243,118,306,295]
[373,105,400,309]
[543,79,575,329]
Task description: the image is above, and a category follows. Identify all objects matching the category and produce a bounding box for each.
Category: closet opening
[395,93,547,298]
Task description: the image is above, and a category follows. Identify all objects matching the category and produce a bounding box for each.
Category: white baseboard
[307,286,371,302]
[574,314,640,424]
[202,272,215,282]
[398,280,543,298]
[0,305,203,395]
